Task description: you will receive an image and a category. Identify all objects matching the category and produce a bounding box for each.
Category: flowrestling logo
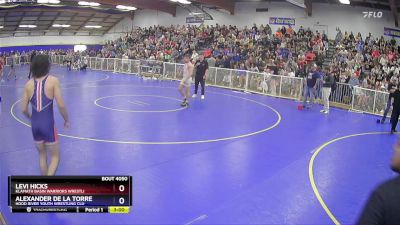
[363,11,383,18]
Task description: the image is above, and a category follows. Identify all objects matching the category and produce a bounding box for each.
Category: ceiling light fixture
[170,0,191,5]
[116,5,137,11]
[78,1,100,6]
[19,25,37,28]
[53,24,70,27]
[37,0,61,3]
[85,25,102,28]
[339,0,350,4]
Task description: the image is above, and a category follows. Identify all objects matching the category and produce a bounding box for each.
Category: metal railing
[351,86,390,116]
[330,82,353,107]
[5,56,390,117]
[4,55,64,66]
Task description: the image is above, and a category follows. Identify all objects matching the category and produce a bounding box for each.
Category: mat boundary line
[0,210,7,225]
[11,84,282,145]
[309,131,392,225]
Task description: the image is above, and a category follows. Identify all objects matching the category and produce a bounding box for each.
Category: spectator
[302,64,320,109]
[321,68,334,114]
[207,55,216,68]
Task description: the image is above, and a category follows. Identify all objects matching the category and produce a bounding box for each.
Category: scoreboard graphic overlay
[9,176,132,213]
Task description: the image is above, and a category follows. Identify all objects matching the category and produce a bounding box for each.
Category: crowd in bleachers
[94,24,400,93]
[99,24,328,77]
[1,24,399,94]
[329,28,400,91]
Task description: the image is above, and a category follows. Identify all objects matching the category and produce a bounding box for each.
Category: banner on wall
[384,27,400,38]
[186,16,204,24]
[269,17,295,26]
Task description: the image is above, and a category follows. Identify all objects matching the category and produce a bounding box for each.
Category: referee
[380,77,397,123]
[192,55,208,100]
[28,51,37,79]
[390,84,400,134]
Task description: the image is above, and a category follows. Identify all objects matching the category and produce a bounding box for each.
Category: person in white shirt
[371,66,380,76]
[191,51,199,62]
[383,65,390,74]
[355,52,364,63]
[393,66,400,76]
[6,53,17,81]
[207,56,216,68]
[380,55,388,66]
[261,67,270,93]
[250,64,259,72]
[280,41,286,48]
[339,48,347,55]
[265,68,277,95]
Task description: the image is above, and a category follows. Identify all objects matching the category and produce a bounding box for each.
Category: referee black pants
[391,107,400,131]
[194,76,205,95]
[382,97,392,122]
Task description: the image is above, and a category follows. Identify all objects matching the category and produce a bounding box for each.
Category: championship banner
[269,17,295,26]
[384,27,400,38]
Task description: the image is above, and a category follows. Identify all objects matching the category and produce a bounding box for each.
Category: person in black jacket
[192,55,208,100]
[390,85,400,134]
[357,139,400,224]
[380,77,398,123]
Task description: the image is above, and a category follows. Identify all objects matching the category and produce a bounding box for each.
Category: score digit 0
[119,197,125,205]
[119,185,125,192]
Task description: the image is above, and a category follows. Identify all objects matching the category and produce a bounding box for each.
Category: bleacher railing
[5,56,389,117]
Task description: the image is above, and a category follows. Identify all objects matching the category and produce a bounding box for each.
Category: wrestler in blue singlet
[30,75,57,143]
